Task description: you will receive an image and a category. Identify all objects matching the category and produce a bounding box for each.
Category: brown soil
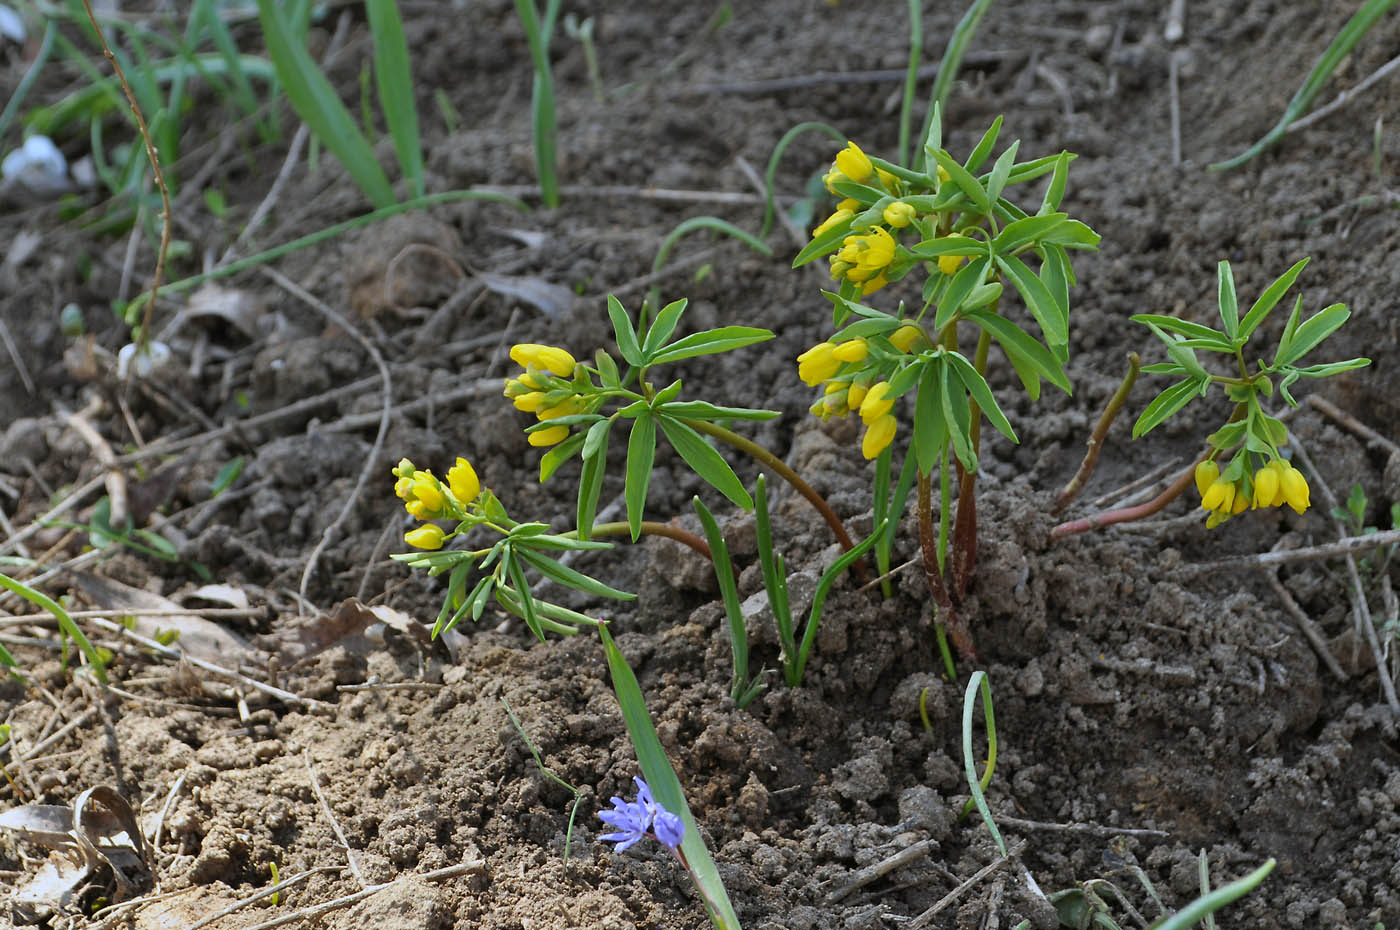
[2,1,1399,928]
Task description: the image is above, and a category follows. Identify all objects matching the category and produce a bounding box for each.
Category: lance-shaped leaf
[947,351,1017,444]
[518,548,635,601]
[935,255,992,331]
[537,431,586,482]
[964,308,1071,400]
[996,253,1068,354]
[909,234,985,259]
[1132,376,1206,438]
[1039,152,1070,214]
[1038,220,1100,249]
[642,298,689,356]
[939,359,977,472]
[933,148,992,215]
[607,294,645,366]
[991,213,1067,255]
[964,115,1003,174]
[657,400,779,421]
[659,415,752,509]
[506,553,544,641]
[1239,258,1309,341]
[624,412,657,541]
[1145,323,1211,380]
[793,215,856,267]
[984,140,1020,205]
[576,419,612,540]
[1131,314,1234,352]
[692,496,753,704]
[1216,260,1239,341]
[648,326,773,365]
[913,362,949,474]
[1004,151,1068,186]
[1274,302,1349,367]
[1289,357,1371,378]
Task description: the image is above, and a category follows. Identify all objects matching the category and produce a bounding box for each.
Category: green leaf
[1274,303,1349,367]
[1239,258,1309,341]
[538,431,586,482]
[594,348,621,387]
[657,401,779,421]
[1216,260,1239,342]
[606,294,645,366]
[934,255,991,331]
[0,573,104,683]
[1039,152,1070,214]
[913,363,947,474]
[210,456,245,496]
[1290,357,1371,378]
[983,140,1019,204]
[1038,219,1101,249]
[1206,420,1247,449]
[964,308,1071,398]
[754,475,793,660]
[939,360,977,472]
[1004,151,1068,186]
[991,213,1067,254]
[624,412,657,540]
[1146,323,1210,380]
[648,327,773,365]
[933,149,992,214]
[576,419,612,540]
[947,352,1017,444]
[597,624,744,930]
[1038,243,1072,323]
[692,496,753,704]
[505,553,544,641]
[908,234,984,259]
[366,0,424,198]
[964,114,1003,174]
[519,548,635,600]
[659,416,752,509]
[1132,377,1204,438]
[1131,314,1233,351]
[995,253,1067,352]
[642,298,689,355]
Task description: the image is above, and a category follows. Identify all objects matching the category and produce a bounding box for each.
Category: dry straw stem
[1177,528,1400,575]
[304,748,365,887]
[908,839,1029,929]
[827,838,936,903]
[240,860,486,930]
[1307,394,1400,457]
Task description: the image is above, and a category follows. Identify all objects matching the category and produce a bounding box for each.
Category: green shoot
[960,671,1003,853]
[512,0,563,208]
[692,498,763,707]
[502,698,585,864]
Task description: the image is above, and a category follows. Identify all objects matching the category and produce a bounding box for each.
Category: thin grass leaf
[659,416,753,510]
[1152,861,1275,930]
[754,475,794,666]
[256,0,395,207]
[502,699,584,864]
[657,401,779,421]
[0,574,103,683]
[919,0,995,172]
[366,0,424,198]
[648,327,774,365]
[1210,0,1397,171]
[513,0,560,206]
[961,671,1006,855]
[597,623,744,930]
[576,420,612,539]
[762,121,846,238]
[790,523,885,686]
[692,497,754,705]
[647,217,772,314]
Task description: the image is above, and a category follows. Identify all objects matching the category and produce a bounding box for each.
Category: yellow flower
[1195,460,1220,498]
[512,391,549,413]
[503,374,544,397]
[823,168,844,194]
[835,142,873,183]
[447,457,479,503]
[889,324,924,353]
[1280,465,1310,514]
[1251,465,1279,510]
[410,473,444,516]
[812,208,854,239]
[1231,490,1249,515]
[859,381,894,423]
[838,227,896,281]
[936,165,951,186]
[846,381,869,410]
[394,475,413,499]
[937,253,966,276]
[510,343,576,377]
[862,414,897,459]
[832,339,868,363]
[836,198,860,212]
[883,201,916,228]
[404,525,446,550]
[860,273,889,296]
[528,425,570,447]
[797,342,842,386]
[537,395,584,420]
[876,167,899,192]
[822,381,849,417]
[1200,477,1235,513]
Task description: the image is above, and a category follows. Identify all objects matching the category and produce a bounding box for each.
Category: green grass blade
[754,475,794,665]
[0,19,56,146]
[256,0,396,207]
[1152,860,1275,930]
[0,573,104,683]
[918,0,996,172]
[960,670,1005,854]
[762,121,846,239]
[790,522,885,686]
[647,217,773,317]
[597,624,743,929]
[366,0,424,198]
[502,699,584,864]
[898,0,924,167]
[1209,0,1398,171]
[691,497,754,705]
[513,0,560,207]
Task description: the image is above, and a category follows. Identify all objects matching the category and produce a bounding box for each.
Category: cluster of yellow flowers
[393,456,481,549]
[503,343,582,447]
[1194,458,1311,529]
[797,323,925,459]
[812,142,964,295]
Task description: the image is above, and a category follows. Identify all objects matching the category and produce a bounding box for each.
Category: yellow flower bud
[405,499,434,520]
[833,339,868,363]
[393,458,416,479]
[1205,509,1230,530]
[862,413,897,459]
[838,227,896,281]
[876,167,899,192]
[846,381,869,410]
[1251,465,1279,509]
[538,395,584,420]
[1195,460,1220,499]
[938,253,965,276]
[1231,488,1249,515]
[447,457,480,504]
[512,391,549,413]
[394,476,413,499]
[510,343,576,377]
[889,324,924,353]
[860,273,889,296]
[797,342,842,386]
[1280,465,1310,514]
[836,198,860,212]
[835,141,873,183]
[882,201,917,228]
[1201,477,1234,513]
[528,425,570,447]
[411,474,444,515]
[1266,460,1288,507]
[859,381,894,424]
[936,165,951,185]
[812,208,854,239]
[404,525,446,550]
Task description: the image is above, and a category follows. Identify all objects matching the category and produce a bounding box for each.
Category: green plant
[502,698,584,864]
[512,0,563,207]
[0,573,107,683]
[1331,483,1399,577]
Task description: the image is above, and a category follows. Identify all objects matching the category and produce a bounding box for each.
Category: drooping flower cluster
[813,141,959,296]
[392,456,482,549]
[598,777,685,853]
[797,323,929,460]
[503,343,586,447]
[1195,458,1310,529]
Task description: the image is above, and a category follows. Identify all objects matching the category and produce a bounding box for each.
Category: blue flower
[598,777,686,853]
